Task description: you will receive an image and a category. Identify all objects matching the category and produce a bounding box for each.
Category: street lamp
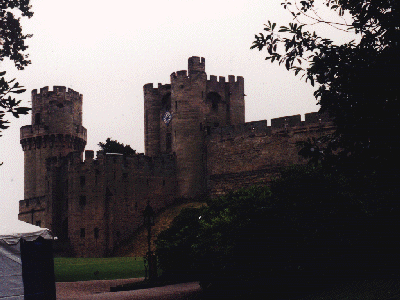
[143,202,157,281]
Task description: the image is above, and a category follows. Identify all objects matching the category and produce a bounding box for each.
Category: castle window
[175,101,178,110]
[166,133,172,152]
[35,113,41,125]
[79,196,86,207]
[212,99,219,111]
[94,228,99,239]
[80,228,85,238]
[162,179,166,186]
[162,93,171,111]
[36,221,41,227]
[206,92,221,112]
[80,176,85,187]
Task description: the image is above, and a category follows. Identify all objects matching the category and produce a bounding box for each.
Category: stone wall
[44,150,177,257]
[206,113,334,197]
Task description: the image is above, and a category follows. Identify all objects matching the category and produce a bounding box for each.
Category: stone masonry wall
[206,112,334,197]
[50,150,177,257]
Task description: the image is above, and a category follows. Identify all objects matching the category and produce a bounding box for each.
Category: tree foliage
[98,138,136,155]
[251,0,400,168]
[0,0,33,136]
[156,166,400,299]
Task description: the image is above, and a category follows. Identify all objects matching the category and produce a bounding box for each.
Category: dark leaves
[0,72,30,136]
[0,1,33,138]
[252,0,400,167]
[98,138,136,155]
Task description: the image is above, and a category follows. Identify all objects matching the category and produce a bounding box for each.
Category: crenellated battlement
[207,112,334,142]
[32,86,82,102]
[207,74,244,88]
[18,196,46,224]
[170,70,189,81]
[143,83,171,95]
[60,150,177,177]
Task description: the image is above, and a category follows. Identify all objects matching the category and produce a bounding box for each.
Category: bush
[156,165,400,299]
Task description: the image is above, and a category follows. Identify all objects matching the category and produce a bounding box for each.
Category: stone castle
[18,57,333,257]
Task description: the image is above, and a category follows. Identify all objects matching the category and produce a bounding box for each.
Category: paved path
[56,278,201,300]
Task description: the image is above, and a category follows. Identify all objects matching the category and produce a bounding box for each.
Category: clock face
[162,111,172,125]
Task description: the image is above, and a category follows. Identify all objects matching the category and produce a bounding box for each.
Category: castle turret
[144,57,245,199]
[19,86,87,227]
[188,56,205,76]
[144,83,171,156]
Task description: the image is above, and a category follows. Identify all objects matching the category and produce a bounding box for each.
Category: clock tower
[143,56,244,198]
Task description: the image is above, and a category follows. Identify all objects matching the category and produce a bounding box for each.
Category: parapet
[31,86,82,102]
[304,112,331,124]
[207,74,243,86]
[170,70,189,81]
[271,115,302,129]
[207,112,334,141]
[19,196,46,213]
[77,150,176,176]
[143,83,171,95]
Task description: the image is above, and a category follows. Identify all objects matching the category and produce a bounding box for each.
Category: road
[56,278,201,300]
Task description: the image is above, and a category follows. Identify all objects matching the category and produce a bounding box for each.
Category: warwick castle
[18,57,333,257]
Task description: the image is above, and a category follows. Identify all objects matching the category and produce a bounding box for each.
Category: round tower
[20,86,87,200]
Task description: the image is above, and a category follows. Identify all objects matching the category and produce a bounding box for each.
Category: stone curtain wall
[59,151,177,257]
[206,113,334,197]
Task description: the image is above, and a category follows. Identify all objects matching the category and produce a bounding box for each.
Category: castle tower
[19,86,87,227]
[144,57,245,199]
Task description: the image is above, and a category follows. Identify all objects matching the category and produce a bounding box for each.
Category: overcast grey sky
[0,0,356,222]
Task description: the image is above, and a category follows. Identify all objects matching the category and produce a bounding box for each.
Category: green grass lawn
[54,257,145,282]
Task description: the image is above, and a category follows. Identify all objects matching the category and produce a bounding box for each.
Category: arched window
[206,92,221,112]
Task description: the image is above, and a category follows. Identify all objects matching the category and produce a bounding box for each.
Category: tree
[156,166,400,299]
[0,1,33,137]
[251,0,400,169]
[98,138,136,155]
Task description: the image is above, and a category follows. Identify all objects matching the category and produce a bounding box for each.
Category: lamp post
[143,202,157,281]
